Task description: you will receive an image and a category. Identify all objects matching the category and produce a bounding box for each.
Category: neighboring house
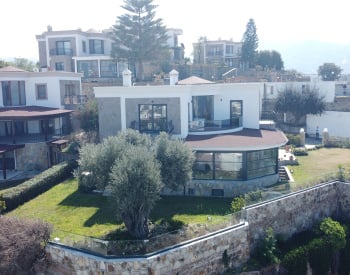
[36,26,127,79]
[36,26,184,80]
[192,38,242,68]
[166,28,185,64]
[95,70,288,197]
[0,66,83,178]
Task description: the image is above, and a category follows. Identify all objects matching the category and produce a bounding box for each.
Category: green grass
[7,178,232,239]
[288,147,350,189]
[7,147,350,240]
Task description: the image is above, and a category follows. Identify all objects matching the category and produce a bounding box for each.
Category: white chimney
[169,69,179,86]
[122,69,132,87]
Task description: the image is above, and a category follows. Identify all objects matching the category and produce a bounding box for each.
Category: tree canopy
[75,129,194,238]
[77,99,99,135]
[109,145,162,239]
[111,0,169,80]
[274,86,326,124]
[241,18,259,69]
[155,132,194,192]
[318,62,342,81]
[256,50,284,71]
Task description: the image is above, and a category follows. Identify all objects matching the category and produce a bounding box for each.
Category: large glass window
[215,152,243,180]
[193,149,277,181]
[139,104,167,133]
[56,41,71,55]
[193,152,213,179]
[193,152,243,180]
[230,100,242,128]
[192,96,213,121]
[77,60,99,77]
[247,149,278,179]
[2,81,26,106]
[100,60,117,77]
[89,39,104,54]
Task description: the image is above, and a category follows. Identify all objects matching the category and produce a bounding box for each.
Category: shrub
[293,148,308,156]
[231,196,245,213]
[245,190,263,205]
[0,216,52,274]
[286,134,301,147]
[255,227,279,266]
[0,194,6,214]
[281,246,307,275]
[2,160,76,212]
[307,238,332,275]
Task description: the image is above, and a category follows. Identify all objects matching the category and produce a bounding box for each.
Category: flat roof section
[185,128,288,151]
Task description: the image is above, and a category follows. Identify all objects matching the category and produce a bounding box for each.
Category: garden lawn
[7,178,232,239]
[289,147,350,189]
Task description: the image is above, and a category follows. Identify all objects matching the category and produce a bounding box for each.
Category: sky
[2,0,350,72]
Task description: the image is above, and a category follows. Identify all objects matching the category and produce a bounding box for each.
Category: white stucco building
[95,71,288,197]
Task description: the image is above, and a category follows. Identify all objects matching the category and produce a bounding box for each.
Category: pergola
[0,106,73,144]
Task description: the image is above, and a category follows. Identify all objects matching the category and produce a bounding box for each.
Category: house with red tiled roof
[0,67,83,178]
[95,70,288,197]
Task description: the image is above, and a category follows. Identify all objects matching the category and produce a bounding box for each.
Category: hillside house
[95,70,288,197]
[0,66,82,178]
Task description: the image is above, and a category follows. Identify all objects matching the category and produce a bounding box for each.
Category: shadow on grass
[150,195,232,220]
[59,191,232,230]
[59,190,117,226]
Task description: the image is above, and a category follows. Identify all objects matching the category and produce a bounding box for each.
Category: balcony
[64,95,87,105]
[49,48,73,56]
[0,134,66,145]
[188,117,242,135]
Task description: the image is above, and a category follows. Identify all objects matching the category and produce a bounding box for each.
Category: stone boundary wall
[246,181,339,248]
[46,223,250,275]
[45,181,349,274]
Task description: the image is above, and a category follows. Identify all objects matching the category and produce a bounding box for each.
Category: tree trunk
[136,60,144,81]
[122,211,149,239]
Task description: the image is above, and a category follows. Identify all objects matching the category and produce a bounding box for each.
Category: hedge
[2,160,77,212]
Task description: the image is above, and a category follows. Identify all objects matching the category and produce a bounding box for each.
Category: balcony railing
[49,48,73,56]
[189,117,242,133]
[64,95,87,105]
[50,210,246,257]
[0,134,66,144]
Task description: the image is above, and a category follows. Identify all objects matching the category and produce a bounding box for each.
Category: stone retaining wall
[246,181,339,248]
[46,223,250,275]
[44,181,349,274]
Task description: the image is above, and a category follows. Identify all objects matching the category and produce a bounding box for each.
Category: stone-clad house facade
[0,66,83,178]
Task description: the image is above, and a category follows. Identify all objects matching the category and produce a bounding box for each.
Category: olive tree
[109,145,162,239]
[274,86,326,125]
[155,132,194,193]
[76,129,194,238]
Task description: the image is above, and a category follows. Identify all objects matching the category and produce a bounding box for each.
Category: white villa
[95,70,288,197]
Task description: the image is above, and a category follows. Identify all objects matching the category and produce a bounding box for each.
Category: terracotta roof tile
[177,76,215,85]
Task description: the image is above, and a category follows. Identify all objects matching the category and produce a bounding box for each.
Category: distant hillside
[261,40,350,75]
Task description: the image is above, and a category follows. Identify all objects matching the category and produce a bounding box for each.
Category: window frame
[89,39,104,54]
[230,100,243,128]
[1,81,26,106]
[138,104,168,133]
[35,84,48,100]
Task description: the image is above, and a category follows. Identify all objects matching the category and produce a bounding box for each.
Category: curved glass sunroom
[193,148,278,181]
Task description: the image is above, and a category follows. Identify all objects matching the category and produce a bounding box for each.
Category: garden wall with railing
[44,180,350,274]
